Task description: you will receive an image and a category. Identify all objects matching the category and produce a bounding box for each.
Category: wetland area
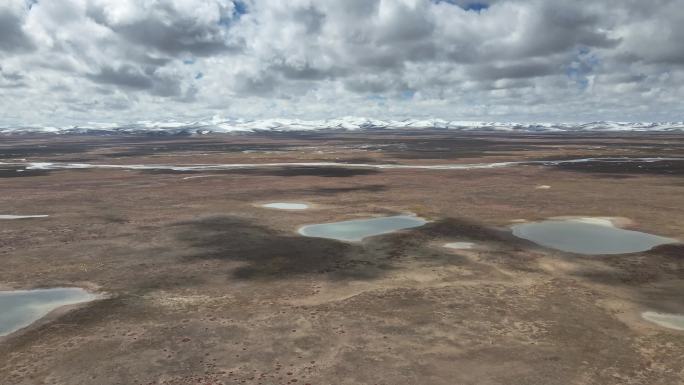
[1,130,683,385]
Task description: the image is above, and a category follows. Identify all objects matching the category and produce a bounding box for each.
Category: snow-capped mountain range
[1,117,683,135]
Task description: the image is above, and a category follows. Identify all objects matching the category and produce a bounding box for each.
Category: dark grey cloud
[291,5,326,34]
[629,10,684,65]
[112,19,238,57]
[374,3,434,44]
[469,61,559,80]
[271,63,346,81]
[232,71,278,96]
[0,82,27,89]
[0,6,34,53]
[344,75,408,94]
[511,2,621,58]
[88,65,155,90]
[86,1,241,57]
[332,0,381,18]
[0,67,23,82]
[0,66,26,88]
[87,64,188,98]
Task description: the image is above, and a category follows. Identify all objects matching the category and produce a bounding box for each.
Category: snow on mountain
[1,117,683,135]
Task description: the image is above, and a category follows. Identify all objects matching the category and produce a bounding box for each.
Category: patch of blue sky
[566,47,600,90]
[233,1,248,17]
[218,1,248,27]
[432,1,490,12]
[367,94,386,106]
[400,90,416,100]
[463,2,489,12]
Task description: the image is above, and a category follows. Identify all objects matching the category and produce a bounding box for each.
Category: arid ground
[1,131,683,385]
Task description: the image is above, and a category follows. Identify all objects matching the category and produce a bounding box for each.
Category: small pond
[642,311,684,331]
[511,218,677,255]
[0,288,97,336]
[444,242,476,250]
[0,215,49,220]
[261,203,309,210]
[299,215,427,242]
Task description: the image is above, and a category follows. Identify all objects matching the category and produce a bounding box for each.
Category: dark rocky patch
[0,167,51,178]
[547,158,684,177]
[143,166,380,178]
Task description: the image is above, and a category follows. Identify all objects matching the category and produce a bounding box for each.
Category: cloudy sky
[1,0,683,126]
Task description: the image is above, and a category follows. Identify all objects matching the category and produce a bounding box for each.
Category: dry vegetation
[1,131,683,385]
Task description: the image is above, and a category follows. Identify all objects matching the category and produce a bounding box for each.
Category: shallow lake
[642,311,684,331]
[0,215,49,219]
[299,215,427,242]
[0,288,97,336]
[511,218,676,255]
[261,202,309,210]
[444,242,476,250]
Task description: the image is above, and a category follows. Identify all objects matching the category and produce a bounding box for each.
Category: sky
[0,0,683,126]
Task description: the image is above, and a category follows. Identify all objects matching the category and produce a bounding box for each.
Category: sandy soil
[0,130,683,385]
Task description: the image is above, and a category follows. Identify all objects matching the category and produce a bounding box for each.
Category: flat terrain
[1,130,683,385]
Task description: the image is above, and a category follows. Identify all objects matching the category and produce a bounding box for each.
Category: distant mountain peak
[2,118,683,135]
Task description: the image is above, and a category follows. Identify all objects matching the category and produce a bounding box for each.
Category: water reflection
[0,288,97,336]
[511,218,676,255]
[299,215,427,242]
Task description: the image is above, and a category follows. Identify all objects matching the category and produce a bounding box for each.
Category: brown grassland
[1,130,683,385]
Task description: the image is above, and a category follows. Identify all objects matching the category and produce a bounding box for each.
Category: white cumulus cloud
[0,0,682,126]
